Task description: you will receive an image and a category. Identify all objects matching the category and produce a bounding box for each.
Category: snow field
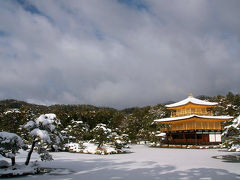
[1,145,240,180]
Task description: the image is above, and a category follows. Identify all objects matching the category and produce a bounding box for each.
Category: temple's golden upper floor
[166,94,217,117]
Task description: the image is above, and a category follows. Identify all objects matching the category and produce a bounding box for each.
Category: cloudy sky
[0,0,240,109]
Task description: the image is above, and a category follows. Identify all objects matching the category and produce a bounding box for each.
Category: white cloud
[0,0,240,108]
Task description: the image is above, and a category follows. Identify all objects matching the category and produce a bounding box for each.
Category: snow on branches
[62,119,89,143]
[91,123,112,148]
[24,114,63,165]
[0,132,26,166]
[222,115,240,151]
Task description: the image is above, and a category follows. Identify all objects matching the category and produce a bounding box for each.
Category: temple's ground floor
[163,130,222,145]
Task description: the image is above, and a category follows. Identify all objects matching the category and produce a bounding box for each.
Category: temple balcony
[170,110,213,117]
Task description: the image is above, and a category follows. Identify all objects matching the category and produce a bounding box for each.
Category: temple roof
[154,114,233,123]
[166,94,218,108]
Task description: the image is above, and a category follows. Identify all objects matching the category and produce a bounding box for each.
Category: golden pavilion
[154,94,233,145]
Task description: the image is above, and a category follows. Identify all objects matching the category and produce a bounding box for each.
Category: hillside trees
[0,109,25,134]
[123,105,169,142]
[208,92,240,117]
[0,107,41,136]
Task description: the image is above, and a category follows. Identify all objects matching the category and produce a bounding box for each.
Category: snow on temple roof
[154,115,233,123]
[166,94,218,108]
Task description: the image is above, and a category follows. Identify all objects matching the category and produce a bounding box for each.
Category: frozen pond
[1,145,240,180]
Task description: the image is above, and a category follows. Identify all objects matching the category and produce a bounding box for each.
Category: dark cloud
[0,0,240,109]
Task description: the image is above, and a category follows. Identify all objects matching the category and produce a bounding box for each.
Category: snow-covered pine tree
[63,119,89,143]
[23,114,63,165]
[110,130,129,149]
[222,115,240,151]
[0,132,26,166]
[91,123,111,148]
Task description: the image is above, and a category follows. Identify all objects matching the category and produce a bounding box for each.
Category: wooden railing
[171,111,213,117]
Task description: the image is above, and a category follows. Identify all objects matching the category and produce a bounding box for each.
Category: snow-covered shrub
[24,113,63,165]
[110,131,129,149]
[82,142,98,154]
[147,132,166,147]
[111,132,123,149]
[63,120,89,143]
[63,126,130,155]
[91,123,112,148]
[222,115,240,152]
[0,132,26,166]
[65,142,81,152]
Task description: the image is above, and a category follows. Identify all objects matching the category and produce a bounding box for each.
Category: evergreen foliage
[222,115,240,151]
[91,123,112,148]
[23,114,63,165]
[63,119,89,143]
[0,132,26,166]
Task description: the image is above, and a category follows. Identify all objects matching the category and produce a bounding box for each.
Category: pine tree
[110,129,129,149]
[63,119,89,143]
[222,115,240,151]
[0,132,26,166]
[23,114,63,165]
[91,123,111,148]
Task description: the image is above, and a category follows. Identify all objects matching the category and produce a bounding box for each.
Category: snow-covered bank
[1,145,240,180]
[66,142,130,155]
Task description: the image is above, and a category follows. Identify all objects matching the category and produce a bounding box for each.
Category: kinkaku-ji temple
[154,94,233,145]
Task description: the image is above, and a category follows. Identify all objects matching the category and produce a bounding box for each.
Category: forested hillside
[0,92,239,142]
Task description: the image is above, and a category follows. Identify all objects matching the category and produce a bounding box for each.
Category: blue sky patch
[0,30,7,37]
[16,0,41,15]
[15,0,54,24]
[117,0,148,11]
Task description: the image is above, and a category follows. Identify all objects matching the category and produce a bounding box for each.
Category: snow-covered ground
[1,145,240,180]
